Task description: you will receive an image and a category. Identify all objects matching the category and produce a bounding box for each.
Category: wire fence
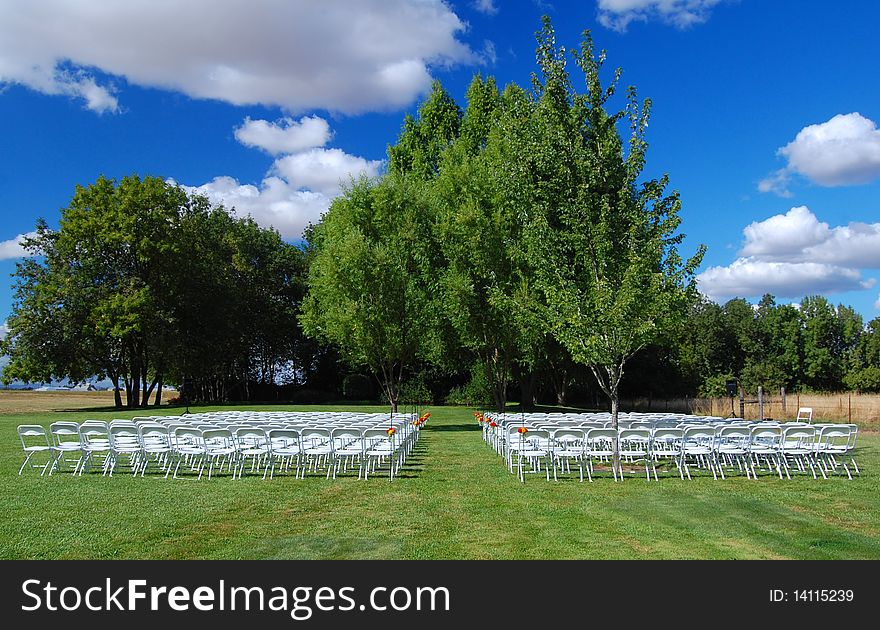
[618,392,880,428]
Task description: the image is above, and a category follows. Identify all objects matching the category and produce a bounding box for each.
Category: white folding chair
[106,422,142,476]
[550,428,586,482]
[265,428,302,479]
[17,425,53,475]
[796,407,813,424]
[48,422,83,475]
[233,427,269,480]
[584,428,618,482]
[618,428,654,481]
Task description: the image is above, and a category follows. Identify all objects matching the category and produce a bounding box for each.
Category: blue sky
[1,0,880,332]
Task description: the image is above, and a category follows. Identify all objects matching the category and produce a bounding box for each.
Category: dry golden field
[621,392,880,428]
[0,389,117,415]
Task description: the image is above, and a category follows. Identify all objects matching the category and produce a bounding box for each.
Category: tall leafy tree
[301,174,434,412]
[2,176,187,406]
[525,19,704,465]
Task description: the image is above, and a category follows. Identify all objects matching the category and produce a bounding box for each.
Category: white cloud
[698,206,880,301]
[597,0,722,32]
[757,169,792,198]
[0,232,36,260]
[234,116,331,156]
[474,0,499,15]
[184,176,334,241]
[183,116,383,240]
[875,294,880,310]
[0,320,8,339]
[272,150,382,196]
[0,0,475,114]
[760,113,880,196]
[698,259,870,301]
[740,206,830,260]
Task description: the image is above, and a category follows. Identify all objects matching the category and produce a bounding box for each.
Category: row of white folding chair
[19,417,418,480]
[499,423,860,483]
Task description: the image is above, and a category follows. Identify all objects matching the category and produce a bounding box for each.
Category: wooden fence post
[758,386,764,421]
[781,387,786,414]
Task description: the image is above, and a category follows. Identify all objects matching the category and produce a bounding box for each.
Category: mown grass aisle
[1,403,879,559]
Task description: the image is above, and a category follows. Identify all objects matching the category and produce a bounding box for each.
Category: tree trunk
[153,375,163,406]
[551,367,568,406]
[610,391,620,475]
[111,375,123,409]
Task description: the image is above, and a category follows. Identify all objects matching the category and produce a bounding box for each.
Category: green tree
[1,176,187,406]
[526,19,704,466]
[301,174,434,412]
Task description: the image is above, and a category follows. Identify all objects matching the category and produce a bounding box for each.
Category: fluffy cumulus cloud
[759,113,880,196]
[0,0,475,114]
[183,117,382,239]
[596,0,722,32]
[697,206,880,301]
[0,232,36,260]
[234,116,331,156]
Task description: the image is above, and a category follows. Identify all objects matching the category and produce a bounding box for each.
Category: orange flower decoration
[386,427,397,436]
[489,421,497,428]
[517,426,529,434]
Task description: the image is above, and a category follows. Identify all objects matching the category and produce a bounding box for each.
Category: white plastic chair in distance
[204,429,238,479]
[780,425,820,479]
[265,428,302,479]
[48,422,83,475]
[680,426,719,480]
[77,420,111,475]
[17,425,53,475]
[233,427,270,480]
[137,423,173,477]
[170,427,207,479]
[515,429,551,483]
[106,422,142,477]
[362,428,396,480]
[550,428,586,482]
[651,428,684,479]
[618,428,655,481]
[715,426,752,479]
[816,425,854,480]
[796,407,813,424]
[748,425,784,479]
[584,428,619,482]
[330,427,365,479]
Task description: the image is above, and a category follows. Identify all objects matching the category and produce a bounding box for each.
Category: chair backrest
[652,427,684,441]
[717,426,751,449]
[173,426,205,450]
[682,426,715,449]
[796,407,813,423]
[817,424,851,450]
[551,428,585,445]
[79,421,110,448]
[18,425,50,450]
[138,423,171,449]
[844,424,859,449]
[234,427,268,445]
[49,421,81,447]
[749,424,782,446]
[584,428,618,446]
[267,428,301,451]
[108,422,140,449]
[203,428,235,451]
[331,427,363,441]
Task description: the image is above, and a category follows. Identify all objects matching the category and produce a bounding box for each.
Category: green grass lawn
[1,403,878,559]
